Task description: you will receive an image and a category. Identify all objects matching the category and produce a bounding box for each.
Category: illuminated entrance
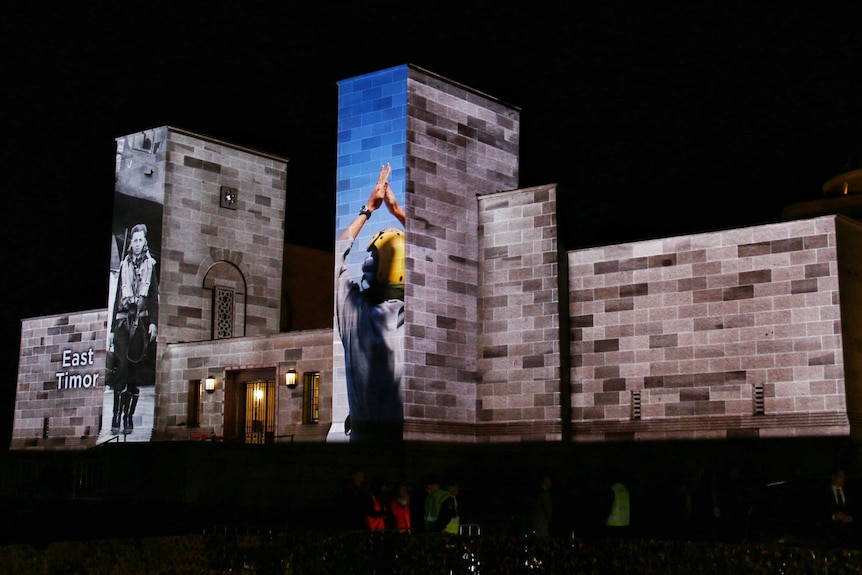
[223,368,277,445]
[244,379,275,444]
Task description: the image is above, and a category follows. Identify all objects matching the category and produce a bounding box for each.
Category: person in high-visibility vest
[365,476,388,531]
[389,483,412,532]
[605,481,631,530]
[423,474,461,533]
[436,479,460,534]
[423,474,448,532]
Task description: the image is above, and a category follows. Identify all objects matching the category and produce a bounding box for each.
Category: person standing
[433,478,461,534]
[828,466,855,547]
[605,480,631,535]
[423,474,448,532]
[532,472,553,537]
[390,483,412,532]
[338,466,367,531]
[365,476,389,531]
[109,223,158,435]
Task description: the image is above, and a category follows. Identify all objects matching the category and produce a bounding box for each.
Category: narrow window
[303,372,320,424]
[631,391,641,420]
[188,380,202,427]
[753,384,765,415]
[214,286,235,339]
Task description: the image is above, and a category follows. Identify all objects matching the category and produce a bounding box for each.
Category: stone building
[568,216,862,441]
[12,64,862,451]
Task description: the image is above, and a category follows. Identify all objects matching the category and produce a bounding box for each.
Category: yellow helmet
[367,227,405,285]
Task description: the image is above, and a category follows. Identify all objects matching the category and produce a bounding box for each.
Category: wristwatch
[359,205,373,219]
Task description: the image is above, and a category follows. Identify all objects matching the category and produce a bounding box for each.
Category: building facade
[13,65,862,450]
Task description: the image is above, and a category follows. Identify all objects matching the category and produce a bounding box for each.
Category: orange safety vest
[391,497,411,532]
[365,493,386,531]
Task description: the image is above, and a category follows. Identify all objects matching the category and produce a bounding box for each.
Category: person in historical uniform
[109,222,158,434]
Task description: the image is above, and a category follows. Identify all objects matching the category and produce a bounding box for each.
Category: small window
[753,384,765,415]
[303,372,320,424]
[631,391,641,420]
[188,380,202,427]
[214,287,235,339]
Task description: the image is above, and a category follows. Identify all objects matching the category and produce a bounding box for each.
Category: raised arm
[339,163,391,240]
[383,181,406,226]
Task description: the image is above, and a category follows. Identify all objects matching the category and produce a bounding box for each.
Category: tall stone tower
[105,127,287,441]
[329,65,521,442]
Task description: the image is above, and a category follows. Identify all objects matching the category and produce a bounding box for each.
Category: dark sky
[3,1,862,446]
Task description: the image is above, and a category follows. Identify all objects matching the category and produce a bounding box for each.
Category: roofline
[166,126,289,164]
[408,63,521,112]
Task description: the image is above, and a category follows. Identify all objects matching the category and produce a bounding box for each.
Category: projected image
[106,222,159,436]
[335,163,406,443]
[99,128,166,444]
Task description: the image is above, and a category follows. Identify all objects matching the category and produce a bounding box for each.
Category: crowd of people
[334,462,859,551]
[335,465,633,538]
[337,467,463,534]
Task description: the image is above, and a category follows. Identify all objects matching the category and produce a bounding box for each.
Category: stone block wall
[835,216,862,440]
[12,310,108,449]
[155,128,288,432]
[159,127,287,344]
[567,216,849,441]
[402,66,521,442]
[160,329,333,440]
[476,185,561,442]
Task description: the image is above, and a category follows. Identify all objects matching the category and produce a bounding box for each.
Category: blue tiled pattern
[335,65,407,279]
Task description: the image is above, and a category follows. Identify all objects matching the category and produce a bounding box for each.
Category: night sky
[3,1,862,447]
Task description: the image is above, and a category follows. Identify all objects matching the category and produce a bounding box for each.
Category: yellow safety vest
[606,482,630,527]
[424,489,448,530]
[442,493,460,534]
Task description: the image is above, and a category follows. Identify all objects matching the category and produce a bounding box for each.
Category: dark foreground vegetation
[1,530,862,575]
[2,437,862,573]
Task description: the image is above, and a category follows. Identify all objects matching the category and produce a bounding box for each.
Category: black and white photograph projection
[99,128,166,444]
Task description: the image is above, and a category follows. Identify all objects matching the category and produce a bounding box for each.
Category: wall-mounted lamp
[285,369,297,388]
[204,377,217,394]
